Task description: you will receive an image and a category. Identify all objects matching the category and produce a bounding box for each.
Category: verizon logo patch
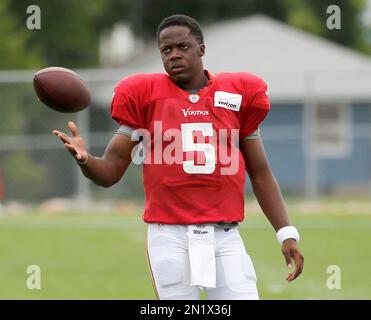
[214,91,242,111]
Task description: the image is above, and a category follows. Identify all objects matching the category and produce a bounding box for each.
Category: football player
[53,14,304,300]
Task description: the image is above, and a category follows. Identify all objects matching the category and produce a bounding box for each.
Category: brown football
[33,67,91,113]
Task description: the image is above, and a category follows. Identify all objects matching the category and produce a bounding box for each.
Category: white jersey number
[181,123,216,174]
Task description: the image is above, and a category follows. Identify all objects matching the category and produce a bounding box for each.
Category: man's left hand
[281,239,304,282]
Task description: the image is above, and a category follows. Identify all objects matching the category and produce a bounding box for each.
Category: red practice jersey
[111,71,270,224]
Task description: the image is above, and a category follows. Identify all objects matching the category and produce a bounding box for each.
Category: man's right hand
[53,121,88,164]
[53,121,137,187]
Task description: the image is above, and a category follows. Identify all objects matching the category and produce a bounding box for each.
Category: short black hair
[157,14,204,44]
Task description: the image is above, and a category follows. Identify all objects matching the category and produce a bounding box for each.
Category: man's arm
[53,121,138,188]
[240,138,304,282]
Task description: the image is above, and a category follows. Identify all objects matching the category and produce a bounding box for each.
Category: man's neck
[179,70,208,92]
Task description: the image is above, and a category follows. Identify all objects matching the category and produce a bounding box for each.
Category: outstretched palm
[53,121,88,163]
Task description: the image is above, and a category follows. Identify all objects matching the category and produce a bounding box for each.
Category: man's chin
[169,72,188,84]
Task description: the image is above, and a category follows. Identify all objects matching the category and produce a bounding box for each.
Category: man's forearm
[77,154,123,188]
[250,173,290,231]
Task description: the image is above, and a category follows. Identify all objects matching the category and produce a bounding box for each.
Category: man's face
[158,25,205,85]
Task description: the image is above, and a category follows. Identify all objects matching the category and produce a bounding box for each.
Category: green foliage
[285,0,369,54]
[130,0,288,40]
[0,0,43,69]
[311,0,366,50]
[0,85,27,135]
[8,0,130,68]
[1,152,48,201]
[2,0,370,69]
[8,0,99,68]
[0,81,76,134]
[285,0,323,35]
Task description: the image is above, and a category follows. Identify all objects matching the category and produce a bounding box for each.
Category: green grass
[246,213,371,299]
[0,211,370,299]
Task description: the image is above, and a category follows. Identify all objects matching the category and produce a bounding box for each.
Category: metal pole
[303,73,318,200]
[75,108,91,209]
[369,104,371,198]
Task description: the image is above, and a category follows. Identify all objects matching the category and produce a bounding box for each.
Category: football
[33,67,91,113]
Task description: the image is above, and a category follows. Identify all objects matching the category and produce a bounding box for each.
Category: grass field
[0,207,370,299]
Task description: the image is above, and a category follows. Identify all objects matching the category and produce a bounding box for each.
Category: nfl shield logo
[189,94,200,104]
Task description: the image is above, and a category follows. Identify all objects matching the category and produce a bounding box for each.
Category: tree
[129,0,288,41]
[5,0,370,69]
[2,152,48,201]
[285,0,369,54]
[8,0,131,68]
[0,0,43,69]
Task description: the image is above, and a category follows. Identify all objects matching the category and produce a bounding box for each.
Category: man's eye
[180,44,188,50]
[162,48,170,54]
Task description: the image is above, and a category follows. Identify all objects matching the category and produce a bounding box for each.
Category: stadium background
[0,0,371,299]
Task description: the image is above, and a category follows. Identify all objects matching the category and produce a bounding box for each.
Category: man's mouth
[171,65,185,73]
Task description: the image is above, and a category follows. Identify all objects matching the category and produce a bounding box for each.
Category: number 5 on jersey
[181,123,216,174]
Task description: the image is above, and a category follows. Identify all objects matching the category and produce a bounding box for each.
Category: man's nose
[169,49,181,60]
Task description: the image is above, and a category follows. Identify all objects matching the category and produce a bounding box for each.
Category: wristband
[276,226,300,245]
[76,155,88,165]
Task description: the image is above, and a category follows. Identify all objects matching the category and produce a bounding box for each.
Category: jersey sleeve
[239,78,270,139]
[110,77,143,129]
[244,128,261,140]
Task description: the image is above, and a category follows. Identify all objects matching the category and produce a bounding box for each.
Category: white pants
[147,223,259,300]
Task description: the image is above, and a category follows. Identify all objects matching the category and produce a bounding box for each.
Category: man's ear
[199,44,205,56]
